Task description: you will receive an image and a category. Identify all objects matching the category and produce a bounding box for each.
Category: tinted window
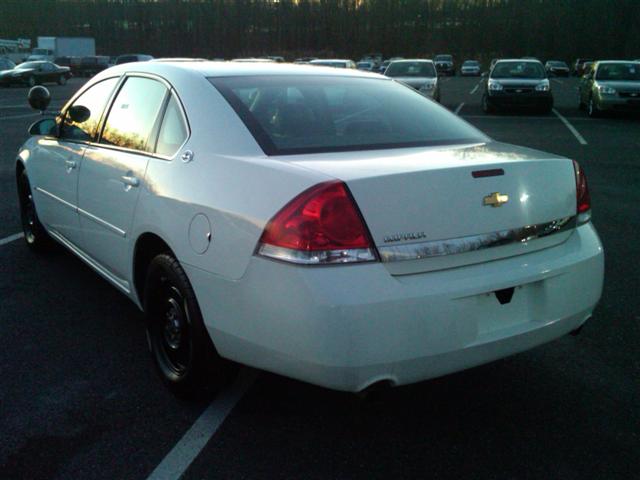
[101,76,167,152]
[60,77,119,142]
[385,61,436,77]
[211,76,486,156]
[155,95,188,157]
[17,62,41,70]
[491,61,546,79]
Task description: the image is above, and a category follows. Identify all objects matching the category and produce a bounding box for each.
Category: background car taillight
[573,160,591,224]
[256,181,378,265]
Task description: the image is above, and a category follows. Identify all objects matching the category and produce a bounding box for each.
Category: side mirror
[28,118,58,136]
[28,86,51,112]
[68,105,91,123]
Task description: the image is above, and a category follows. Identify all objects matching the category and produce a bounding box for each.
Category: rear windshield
[435,55,452,62]
[595,63,640,81]
[463,61,479,67]
[385,62,436,78]
[491,61,546,79]
[548,61,568,67]
[210,75,487,156]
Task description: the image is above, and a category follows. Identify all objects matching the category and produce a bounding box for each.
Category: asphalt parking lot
[1,75,639,480]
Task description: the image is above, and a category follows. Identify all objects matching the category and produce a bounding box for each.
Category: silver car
[384,59,440,102]
[578,60,640,117]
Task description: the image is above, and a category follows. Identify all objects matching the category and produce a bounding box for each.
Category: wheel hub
[163,298,184,350]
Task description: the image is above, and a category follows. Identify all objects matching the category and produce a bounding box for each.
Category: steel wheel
[145,253,235,398]
[150,281,193,379]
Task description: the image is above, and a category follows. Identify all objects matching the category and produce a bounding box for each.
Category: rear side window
[100,76,167,152]
[60,77,119,142]
[155,95,188,157]
[211,75,487,156]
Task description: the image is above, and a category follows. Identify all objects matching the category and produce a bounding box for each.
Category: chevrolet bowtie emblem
[483,192,509,207]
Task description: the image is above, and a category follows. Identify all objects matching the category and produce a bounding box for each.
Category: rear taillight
[257,181,377,265]
[573,160,591,224]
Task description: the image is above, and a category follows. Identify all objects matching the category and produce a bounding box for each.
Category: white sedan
[16,61,604,396]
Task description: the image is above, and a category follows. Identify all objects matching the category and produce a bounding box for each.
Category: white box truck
[29,37,95,61]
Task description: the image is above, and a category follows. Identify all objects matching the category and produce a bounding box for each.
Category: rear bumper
[184,223,604,392]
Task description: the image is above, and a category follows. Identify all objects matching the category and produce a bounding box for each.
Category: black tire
[58,75,67,85]
[17,169,55,252]
[482,94,495,114]
[144,253,235,398]
[27,76,36,87]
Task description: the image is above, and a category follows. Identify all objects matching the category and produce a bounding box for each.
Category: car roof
[310,59,351,63]
[100,60,386,79]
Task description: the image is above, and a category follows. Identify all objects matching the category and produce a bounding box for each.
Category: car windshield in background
[596,63,640,81]
[16,62,41,70]
[435,55,452,62]
[385,62,436,78]
[463,61,479,66]
[492,61,546,79]
[211,75,486,155]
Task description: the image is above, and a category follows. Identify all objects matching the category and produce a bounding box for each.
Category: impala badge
[483,192,509,207]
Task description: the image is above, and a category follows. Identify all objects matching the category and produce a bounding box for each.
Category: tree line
[1,0,639,63]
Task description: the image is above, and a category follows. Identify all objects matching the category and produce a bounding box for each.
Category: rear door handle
[65,160,77,171]
[121,175,140,188]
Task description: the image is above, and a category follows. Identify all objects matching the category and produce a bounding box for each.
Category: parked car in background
[309,59,356,69]
[356,61,375,71]
[460,60,481,76]
[263,56,285,63]
[384,59,440,102]
[574,58,593,76]
[77,55,110,77]
[17,61,602,396]
[0,60,71,87]
[0,57,16,71]
[115,54,154,65]
[294,57,317,64]
[579,60,640,117]
[482,59,553,113]
[434,54,455,76]
[545,60,570,76]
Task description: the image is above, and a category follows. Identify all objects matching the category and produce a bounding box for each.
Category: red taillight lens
[573,160,591,222]
[257,181,377,264]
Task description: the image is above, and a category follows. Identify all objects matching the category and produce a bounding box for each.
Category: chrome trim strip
[378,216,577,263]
[47,229,130,294]
[78,208,127,238]
[35,187,77,211]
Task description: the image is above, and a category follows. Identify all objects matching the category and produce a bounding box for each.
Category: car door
[77,75,168,286]
[30,76,120,247]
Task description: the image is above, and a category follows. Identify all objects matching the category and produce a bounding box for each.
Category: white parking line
[145,368,257,480]
[470,81,482,95]
[552,108,588,145]
[0,233,24,246]
[454,102,465,115]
